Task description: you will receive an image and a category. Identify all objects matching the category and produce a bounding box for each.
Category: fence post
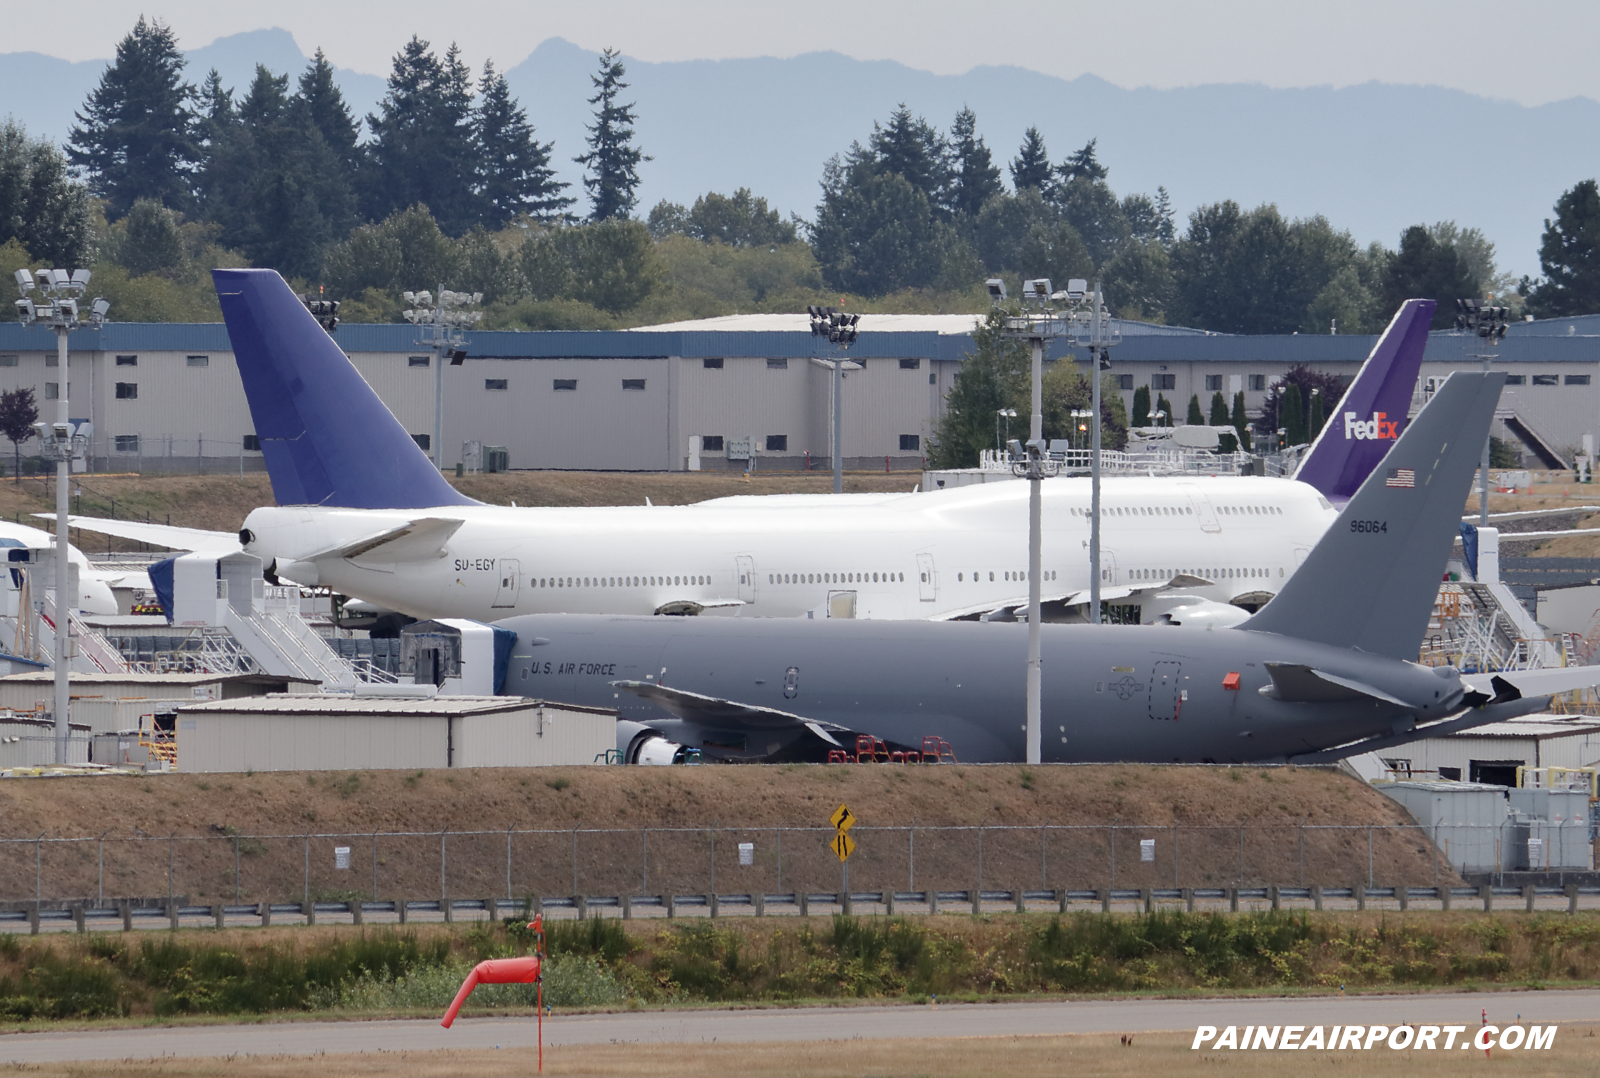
[1523,884,1535,912]
[1040,825,1047,890]
[775,826,781,894]
[1099,888,1110,913]
[258,901,270,927]
[303,834,310,907]
[928,888,938,916]
[1354,882,1366,911]
[1298,824,1304,886]
[1481,883,1493,912]
[98,830,106,907]
[572,828,578,897]
[1238,825,1244,885]
[797,891,806,918]
[170,832,178,909]
[119,900,131,931]
[372,830,379,902]
[73,904,85,933]
[1173,824,1180,889]
[35,832,43,905]
[642,829,649,894]
[441,827,449,911]
[622,894,633,920]
[1311,885,1323,911]
[213,904,225,930]
[506,826,513,901]
[978,825,984,893]
[709,824,716,897]
[1183,888,1194,912]
[1367,826,1374,889]
[909,824,914,893]
[235,835,241,903]
[1110,824,1116,887]
[1567,883,1579,914]
[1227,887,1239,913]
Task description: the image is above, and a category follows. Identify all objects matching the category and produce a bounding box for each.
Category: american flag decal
[1386,467,1415,488]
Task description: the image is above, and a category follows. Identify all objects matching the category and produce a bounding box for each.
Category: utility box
[483,446,509,473]
[1380,781,1508,874]
[1509,788,1593,869]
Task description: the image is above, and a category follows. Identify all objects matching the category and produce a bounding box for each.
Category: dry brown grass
[7,1027,1598,1078]
[0,765,1448,903]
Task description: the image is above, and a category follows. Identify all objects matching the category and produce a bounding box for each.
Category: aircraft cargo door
[491,559,521,608]
[736,555,756,604]
[916,553,937,602]
[1178,483,1220,533]
[1148,661,1181,721]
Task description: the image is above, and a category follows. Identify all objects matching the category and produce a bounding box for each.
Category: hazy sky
[13,0,1599,106]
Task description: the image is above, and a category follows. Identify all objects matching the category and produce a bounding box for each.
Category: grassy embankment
[3,910,1599,1025]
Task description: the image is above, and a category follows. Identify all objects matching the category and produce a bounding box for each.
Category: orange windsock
[440,955,541,1028]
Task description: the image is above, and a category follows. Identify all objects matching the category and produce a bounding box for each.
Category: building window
[765,434,788,452]
[549,378,573,391]
[411,433,430,450]
[408,355,430,367]
[899,358,921,370]
[701,435,724,452]
[899,434,920,451]
[929,372,937,385]
[483,378,509,391]
[1205,374,1222,391]
[114,435,140,453]
[242,434,260,451]
[622,378,646,390]
[186,355,209,367]
[0,355,15,367]
[1533,374,1559,386]
[766,358,788,370]
[703,357,724,369]
[1566,374,1591,385]
[115,354,137,367]
[1151,374,1175,390]
[45,354,57,367]
[1248,374,1266,391]
[44,383,58,399]
[115,382,138,399]
[1503,374,1526,385]
[1117,374,1134,390]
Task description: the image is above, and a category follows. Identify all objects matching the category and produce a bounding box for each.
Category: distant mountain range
[4,29,1598,279]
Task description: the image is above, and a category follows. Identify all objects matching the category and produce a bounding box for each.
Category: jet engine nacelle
[1147,595,1253,628]
[617,720,694,765]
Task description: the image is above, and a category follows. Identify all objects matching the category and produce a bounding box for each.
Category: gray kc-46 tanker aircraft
[480,370,1581,764]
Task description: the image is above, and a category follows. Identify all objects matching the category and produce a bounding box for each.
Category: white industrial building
[174,695,615,773]
[2,312,1597,474]
[1380,715,1600,786]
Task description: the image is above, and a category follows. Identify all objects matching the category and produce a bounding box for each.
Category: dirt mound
[0,765,1447,905]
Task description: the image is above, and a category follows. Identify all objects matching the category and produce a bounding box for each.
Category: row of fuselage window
[771,572,903,585]
[535,575,710,588]
[1125,566,1281,582]
[1069,505,1285,519]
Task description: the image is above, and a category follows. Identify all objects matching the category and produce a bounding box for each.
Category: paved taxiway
[3,990,1596,1063]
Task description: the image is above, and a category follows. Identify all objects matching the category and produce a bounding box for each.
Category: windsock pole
[440,915,545,1072]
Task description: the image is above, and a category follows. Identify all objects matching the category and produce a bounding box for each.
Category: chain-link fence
[2,822,1590,908]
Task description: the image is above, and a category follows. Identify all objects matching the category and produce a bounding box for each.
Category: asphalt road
[3,990,1596,1063]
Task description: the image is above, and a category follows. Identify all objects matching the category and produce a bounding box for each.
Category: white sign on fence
[334,846,351,870]
[1140,839,1155,862]
[738,842,754,866]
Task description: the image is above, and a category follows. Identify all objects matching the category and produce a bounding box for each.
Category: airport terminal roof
[6,314,1600,365]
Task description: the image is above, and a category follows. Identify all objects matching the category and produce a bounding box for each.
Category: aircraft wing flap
[611,680,846,744]
[1263,663,1413,707]
[654,598,746,616]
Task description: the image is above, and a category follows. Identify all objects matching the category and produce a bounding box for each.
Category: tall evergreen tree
[1280,383,1306,446]
[1130,384,1151,427]
[947,107,1001,219]
[1231,390,1252,451]
[474,60,572,224]
[1379,225,1480,329]
[297,49,362,172]
[0,120,94,267]
[68,17,199,217]
[1009,127,1051,193]
[1155,392,1174,428]
[1308,389,1326,440]
[868,104,948,207]
[1186,394,1205,426]
[576,48,647,221]
[196,69,235,149]
[364,37,481,234]
[1057,139,1108,183]
[201,64,354,277]
[1209,391,1230,426]
[1525,179,1600,317]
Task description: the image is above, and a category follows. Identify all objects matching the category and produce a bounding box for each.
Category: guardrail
[3,882,1596,935]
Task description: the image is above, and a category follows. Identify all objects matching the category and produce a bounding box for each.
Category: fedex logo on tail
[1343,411,1400,440]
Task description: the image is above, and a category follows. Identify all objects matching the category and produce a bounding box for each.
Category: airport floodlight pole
[996,408,1016,453]
[14,268,106,764]
[404,288,483,472]
[1087,282,1115,627]
[807,306,860,494]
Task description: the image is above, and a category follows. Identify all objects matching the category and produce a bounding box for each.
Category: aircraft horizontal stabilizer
[1288,693,1553,764]
[334,517,465,566]
[48,515,241,554]
[611,679,847,740]
[1262,663,1413,707]
[1461,666,1600,700]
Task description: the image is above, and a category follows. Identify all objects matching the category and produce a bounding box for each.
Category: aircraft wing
[49,515,240,554]
[936,574,1218,622]
[332,517,465,565]
[611,680,849,746]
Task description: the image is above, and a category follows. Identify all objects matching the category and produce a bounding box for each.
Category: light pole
[14,268,107,764]
[1455,299,1509,526]
[996,409,1016,454]
[990,277,1116,764]
[808,306,860,494]
[403,288,482,472]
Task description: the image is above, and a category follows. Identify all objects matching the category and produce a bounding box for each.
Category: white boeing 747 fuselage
[240,474,1338,624]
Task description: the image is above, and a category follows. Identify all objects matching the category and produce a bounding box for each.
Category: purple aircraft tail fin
[1293,298,1435,504]
[214,268,476,509]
